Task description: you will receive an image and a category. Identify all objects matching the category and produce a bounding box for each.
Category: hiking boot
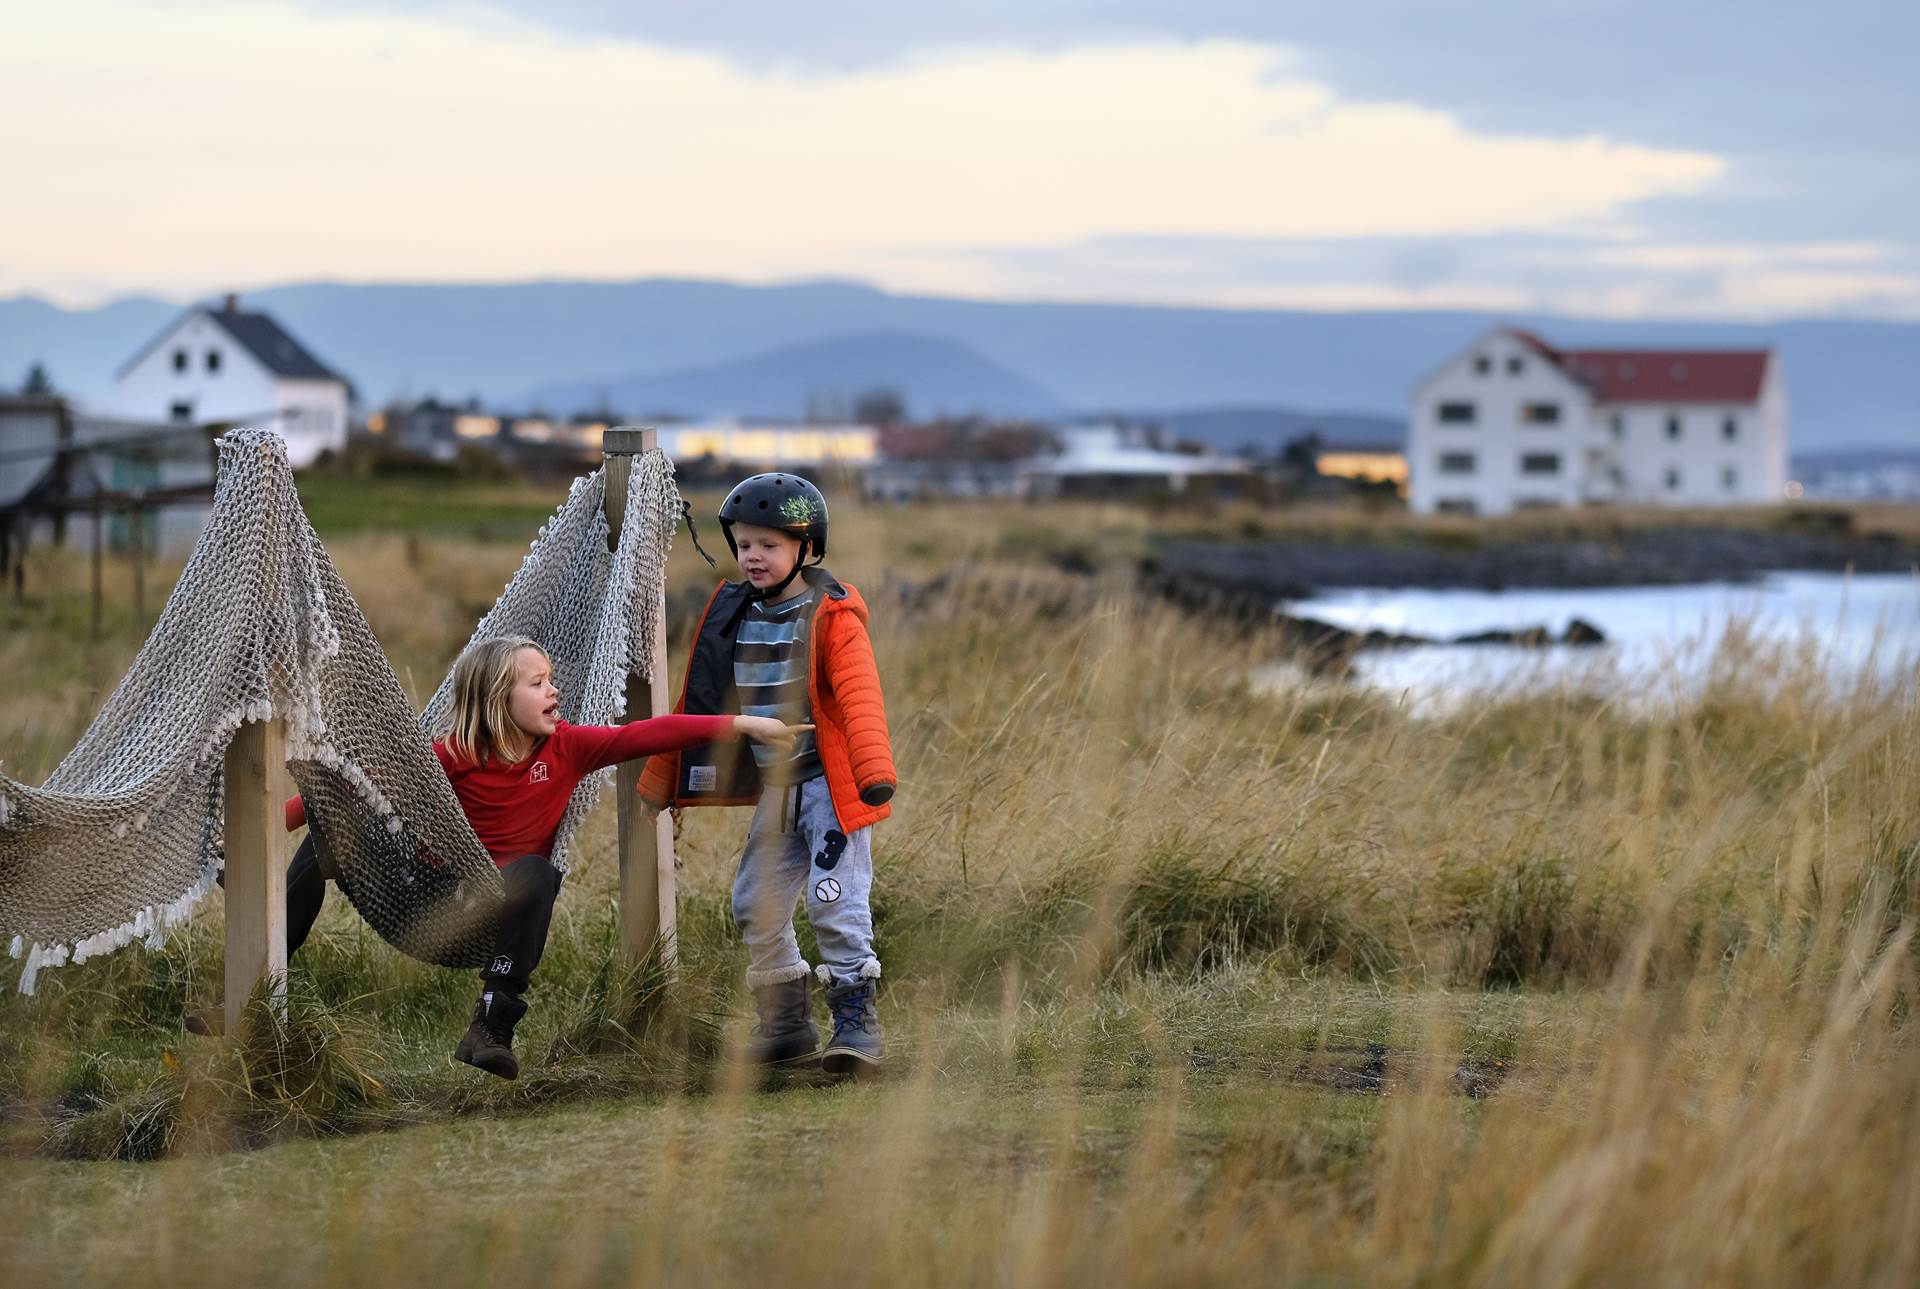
[183,1006,224,1037]
[748,975,821,1066]
[820,979,883,1075]
[454,989,528,1080]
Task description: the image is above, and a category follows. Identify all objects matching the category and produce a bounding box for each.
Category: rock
[1562,618,1607,645]
[1451,625,1553,647]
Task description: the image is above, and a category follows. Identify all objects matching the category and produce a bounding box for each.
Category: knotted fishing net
[0,429,678,992]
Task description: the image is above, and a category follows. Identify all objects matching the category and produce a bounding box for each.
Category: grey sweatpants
[731,777,878,989]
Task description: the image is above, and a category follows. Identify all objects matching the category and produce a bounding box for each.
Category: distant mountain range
[2,277,1914,451]
[522,330,1066,422]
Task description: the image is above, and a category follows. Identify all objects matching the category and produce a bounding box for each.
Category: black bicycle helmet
[717,473,830,560]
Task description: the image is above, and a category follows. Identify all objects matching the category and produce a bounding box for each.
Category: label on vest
[688,764,717,792]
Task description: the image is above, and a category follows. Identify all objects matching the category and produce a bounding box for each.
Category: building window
[1521,402,1561,425]
[1723,466,1739,491]
[172,349,188,373]
[169,401,193,423]
[1473,355,1491,374]
[1438,452,1477,475]
[1608,413,1625,439]
[1507,356,1524,374]
[1722,416,1738,441]
[1520,453,1561,476]
[1437,401,1476,424]
[1436,498,1478,516]
[206,349,222,374]
[1609,465,1625,487]
[1516,498,1562,511]
[1665,414,1682,440]
[1665,468,1682,492]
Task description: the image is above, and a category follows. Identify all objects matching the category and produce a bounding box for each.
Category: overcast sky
[5,0,1915,318]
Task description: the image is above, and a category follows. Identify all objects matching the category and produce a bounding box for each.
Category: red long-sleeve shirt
[284,715,733,865]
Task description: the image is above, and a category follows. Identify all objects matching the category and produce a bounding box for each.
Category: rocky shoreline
[1137,522,1920,671]
[1147,524,1920,601]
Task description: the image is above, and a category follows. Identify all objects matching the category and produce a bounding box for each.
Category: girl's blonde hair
[442,635,549,767]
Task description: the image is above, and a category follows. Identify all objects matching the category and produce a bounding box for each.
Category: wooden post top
[603,427,655,455]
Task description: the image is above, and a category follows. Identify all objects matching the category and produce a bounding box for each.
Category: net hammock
[0,429,680,993]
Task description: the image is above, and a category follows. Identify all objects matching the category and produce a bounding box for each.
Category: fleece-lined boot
[454,989,528,1080]
[749,973,821,1065]
[821,978,884,1075]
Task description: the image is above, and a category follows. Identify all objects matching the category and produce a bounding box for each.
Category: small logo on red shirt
[528,761,549,784]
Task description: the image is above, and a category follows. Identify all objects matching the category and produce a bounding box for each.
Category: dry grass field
[2,473,1918,1286]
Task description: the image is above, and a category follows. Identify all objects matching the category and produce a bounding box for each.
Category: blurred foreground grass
[2,476,1919,1286]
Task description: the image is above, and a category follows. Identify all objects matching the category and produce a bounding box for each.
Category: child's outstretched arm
[568,714,813,776]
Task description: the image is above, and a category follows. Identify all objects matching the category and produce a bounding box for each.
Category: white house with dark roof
[1408,328,1788,516]
[106,295,352,467]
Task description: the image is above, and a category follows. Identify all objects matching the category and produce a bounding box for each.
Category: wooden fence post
[224,717,289,1033]
[602,426,678,967]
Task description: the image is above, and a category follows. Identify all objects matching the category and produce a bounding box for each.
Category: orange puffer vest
[637,569,896,832]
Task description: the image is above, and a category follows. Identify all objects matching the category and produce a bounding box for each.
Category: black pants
[282,836,563,998]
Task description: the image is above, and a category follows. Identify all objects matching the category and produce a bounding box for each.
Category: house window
[1665,468,1682,492]
[1438,452,1477,475]
[206,349,222,374]
[1435,498,1478,516]
[172,349,188,373]
[169,401,193,423]
[1609,465,1625,487]
[1723,466,1739,491]
[1521,402,1561,425]
[1665,414,1682,441]
[1437,401,1476,425]
[1473,355,1491,374]
[1507,356,1524,374]
[1516,498,1562,511]
[1608,413,1625,439]
[1722,416,1738,441]
[1520,453,1561,476]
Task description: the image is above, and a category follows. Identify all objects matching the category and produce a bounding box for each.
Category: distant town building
[1408,328,1787,516]
[1794,452,1920,503]
[1019,424,1251,500]
[864,422,1054,501]
[1315,443,1408,495]
[659,419,878,471]
[0,395,215,556]
[107,294,353,467]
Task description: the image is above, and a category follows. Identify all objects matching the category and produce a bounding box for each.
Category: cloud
[2,0,1723,306]
[909,233,1920,319]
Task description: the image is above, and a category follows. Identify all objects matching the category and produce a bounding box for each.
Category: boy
[639,473,897,1073]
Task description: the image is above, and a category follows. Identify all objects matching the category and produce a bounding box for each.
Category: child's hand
[733,715,814,754]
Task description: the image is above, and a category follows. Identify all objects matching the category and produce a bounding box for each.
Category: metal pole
[602,426,678,967]
[89,499,103,638]
[130,496,146,620]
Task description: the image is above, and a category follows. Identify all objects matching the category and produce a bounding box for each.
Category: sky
[4,0,1917,318]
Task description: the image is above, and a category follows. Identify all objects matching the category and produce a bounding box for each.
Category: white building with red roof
[1408,327,1787,516]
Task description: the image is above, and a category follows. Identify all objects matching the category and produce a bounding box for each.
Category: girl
[276,635,806,1079]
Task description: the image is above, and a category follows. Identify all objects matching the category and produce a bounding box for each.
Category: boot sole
[456,1050,520,1080]
[764,1047,822,1067]
[820,1046,882,1077]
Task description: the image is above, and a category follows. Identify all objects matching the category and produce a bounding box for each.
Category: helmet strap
[752,540,811,601]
